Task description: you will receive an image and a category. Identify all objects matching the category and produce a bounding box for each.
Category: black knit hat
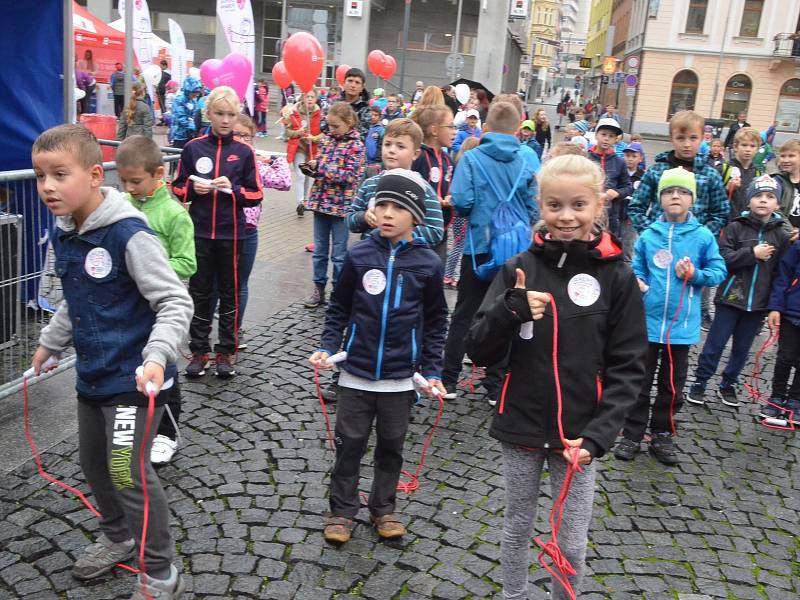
[374,168,427,224]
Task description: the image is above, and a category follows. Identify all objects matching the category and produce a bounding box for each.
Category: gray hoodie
[40,187,193,370]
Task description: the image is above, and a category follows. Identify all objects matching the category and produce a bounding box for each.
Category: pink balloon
[200,53,253,100]
[283,32,324,92]
[381,55,397,80]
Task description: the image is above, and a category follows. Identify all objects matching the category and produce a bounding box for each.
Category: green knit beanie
[657,167,696,198]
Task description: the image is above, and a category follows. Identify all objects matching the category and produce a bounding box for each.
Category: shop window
[685,0,708,34]
[720,74,752,121]
[667,70,698,119]
[776,79,800,133]
[739,0,764,38]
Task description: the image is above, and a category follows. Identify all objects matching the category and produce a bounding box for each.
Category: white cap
[595,117,623,136]
[465,109,480,119]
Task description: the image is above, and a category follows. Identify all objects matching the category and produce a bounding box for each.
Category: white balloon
[188,67,201,79]
[455,83,470,105]
[143,64,162,87]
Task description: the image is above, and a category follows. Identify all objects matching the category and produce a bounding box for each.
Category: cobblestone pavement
[1,303,799,599]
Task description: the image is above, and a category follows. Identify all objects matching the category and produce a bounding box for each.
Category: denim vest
[53,218,176,398]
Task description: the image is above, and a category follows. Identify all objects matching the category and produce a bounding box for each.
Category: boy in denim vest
[31,125,192,600]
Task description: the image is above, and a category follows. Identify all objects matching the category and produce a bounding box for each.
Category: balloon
[143,64,162,87]
[282,32,324,92]
[367,50,387,78]
[335,64,351,86]
[380,55,397,80]
[455,83,470,105]
[272,61,292,89]
[188,67,201,79]
[200,53,253,100]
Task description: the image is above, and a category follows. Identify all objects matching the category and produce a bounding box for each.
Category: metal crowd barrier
[0,141,181,399]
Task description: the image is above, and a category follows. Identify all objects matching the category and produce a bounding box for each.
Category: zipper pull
[557,252,567,268]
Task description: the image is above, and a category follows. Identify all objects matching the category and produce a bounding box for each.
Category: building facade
[624,0,800,140]
[555,0,591,95]
[528,0,560,97]
[583,0,613,100]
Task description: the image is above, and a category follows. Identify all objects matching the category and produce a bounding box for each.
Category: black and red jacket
[172,131,263,240]
[465,230,647,458]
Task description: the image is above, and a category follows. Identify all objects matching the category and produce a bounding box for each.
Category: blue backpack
[468,156,531,281]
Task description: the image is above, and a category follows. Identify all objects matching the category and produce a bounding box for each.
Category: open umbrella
[449,78,495,102]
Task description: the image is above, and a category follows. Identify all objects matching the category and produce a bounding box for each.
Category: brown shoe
[370,513,406,539]
[323,515,354,543]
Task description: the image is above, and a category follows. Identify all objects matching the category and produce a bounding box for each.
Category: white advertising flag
[216,0,256,112]
[168,18,187,85]
[119,0,155,70]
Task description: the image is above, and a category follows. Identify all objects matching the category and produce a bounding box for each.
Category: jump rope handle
[324,351,348,366]
[189,174,233,194]
[519,321,534,340]
[413,372,443,398]
[134,365,175,395]
[23,356,59,380]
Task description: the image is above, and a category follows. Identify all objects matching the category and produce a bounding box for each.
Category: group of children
[28,83,800,599]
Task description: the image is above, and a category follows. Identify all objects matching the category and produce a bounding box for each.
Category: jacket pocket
[345,323,357,353]
[86,267,120,307]
[394,274,404,309]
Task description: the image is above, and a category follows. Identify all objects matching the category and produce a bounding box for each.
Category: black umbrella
[449,78,495,102]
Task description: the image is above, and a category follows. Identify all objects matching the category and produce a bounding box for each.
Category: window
[739,0,764,37]
[685,0,708,34]
[667,70,698,119]
[776,79,800,133]
[721,74,752,120]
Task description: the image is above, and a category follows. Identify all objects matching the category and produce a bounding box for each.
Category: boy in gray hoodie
[30,125,192,600]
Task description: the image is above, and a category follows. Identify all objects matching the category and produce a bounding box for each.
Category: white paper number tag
[84,247,113,279]
[567,273,601,307]
[653,249,673,269]
[195,156,213,175]
[362,269,387,295]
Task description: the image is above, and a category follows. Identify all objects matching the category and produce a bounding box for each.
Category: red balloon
[335,64,351,86]
[282,32,325,92]
[367,50,387,78]
[271,61,292,89]
[381,55,397,80]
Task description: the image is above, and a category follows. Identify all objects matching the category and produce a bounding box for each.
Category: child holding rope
[30,124,192,599]
[617,167,727,465]
[310,169,448,544]
[466,155,648,599]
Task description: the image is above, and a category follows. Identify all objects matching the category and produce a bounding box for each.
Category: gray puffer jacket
[116,99,154,140]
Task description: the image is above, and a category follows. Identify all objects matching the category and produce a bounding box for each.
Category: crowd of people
[27,64,800,600]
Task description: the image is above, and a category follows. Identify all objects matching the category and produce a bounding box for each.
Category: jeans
[329,386,413,518]
[312,212,349,287]
[444,216,467,280]
[606,200,623,237]
[623,342,690,441]
[114,94,124,117]
[693,304,764,389]
[772,318,800,400]
[292,152,313,206]
[442,253,504,394]
[619,219,638,264]
[238,227,259,322]
[256,110,268,133]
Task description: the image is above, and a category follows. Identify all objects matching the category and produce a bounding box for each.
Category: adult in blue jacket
[441,101,539,403]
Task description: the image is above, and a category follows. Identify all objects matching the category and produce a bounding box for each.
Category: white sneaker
[150,435,179,465]
[442,390,457,400]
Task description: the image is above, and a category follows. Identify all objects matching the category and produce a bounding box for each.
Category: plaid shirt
[628,150,729,235]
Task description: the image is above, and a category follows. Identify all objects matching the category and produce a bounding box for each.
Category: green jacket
[128,183,197,278]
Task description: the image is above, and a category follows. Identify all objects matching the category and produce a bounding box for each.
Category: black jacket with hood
[465,230,647,458]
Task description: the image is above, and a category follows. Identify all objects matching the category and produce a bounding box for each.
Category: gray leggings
[500,443,597,600]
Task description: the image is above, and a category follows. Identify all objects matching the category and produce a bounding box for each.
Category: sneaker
[649,432,680,465]
[305,243,315,253]
[700,315,713,332]
[759,398,786,420]
[127,565,186,600]
[441,380,457,400]
[718,386,740,407]
[296,204,305,217]
[303,285,325,309]
[72,534,135,580]
[785,398,800,425]
[486,387,500,407]
[462,355,473,365]
[150,435,179,465]
[185,352,208,378]
[322,384,338,404]
[236,329,248,351]
[613,437,639,461]
[684,385,706,406]
[215,352,236,378]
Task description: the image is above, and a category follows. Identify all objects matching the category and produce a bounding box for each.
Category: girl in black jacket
[465,155,647,600]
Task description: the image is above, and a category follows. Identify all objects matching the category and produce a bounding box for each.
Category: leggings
[501,443,596,600]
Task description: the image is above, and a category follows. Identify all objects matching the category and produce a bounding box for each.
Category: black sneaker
[215,352,236,378]
[296,204,305,217]
[684,385,706,406]
[236,329,248,351]
[303,285,325,309]
[322,384,338,404]
[759,398,785,420]
[185,352,208,378]
[785,398,800,425]
[700,315,713,332]
[649,432,680,465]
[718,386,740,407]
[613,438,639,461]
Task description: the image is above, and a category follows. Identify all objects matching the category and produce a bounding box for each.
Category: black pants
[114,94,124,117]
[156,377,182,440]
[330,386,413,518]
[189,237,243,354]
[442,253,503,394]
[623,342,690,441]
[772,318,800,400]
[157,91,167,120]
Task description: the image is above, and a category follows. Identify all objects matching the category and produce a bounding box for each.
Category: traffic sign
[446,53,464,77]
[625,74,639,87]
[614,72,626,83]
[601,75,609,84]
[626,55,640,69]
[626,87,636,97]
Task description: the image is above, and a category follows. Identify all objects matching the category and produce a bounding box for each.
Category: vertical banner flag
[168,18,187,85]
[216,0,256,112]
[119,0,155,70]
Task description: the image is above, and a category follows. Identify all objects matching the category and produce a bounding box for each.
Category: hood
[181,76,203,94]
[531,229,623,265]
[475,132,521,162]
[367,229,429,249]
[650,213,702,236]
[58,187,147,235]
[294,102,320,115]
[588,145,616,158]
[733,210,786,229]
[330,128,363,142]
[653,150,707,171]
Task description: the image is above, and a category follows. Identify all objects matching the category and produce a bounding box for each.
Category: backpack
[467,155,530,281]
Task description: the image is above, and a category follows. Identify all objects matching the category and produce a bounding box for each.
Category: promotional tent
[73,1,125,83]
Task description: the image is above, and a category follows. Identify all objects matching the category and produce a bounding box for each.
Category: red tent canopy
[73,1,127,83]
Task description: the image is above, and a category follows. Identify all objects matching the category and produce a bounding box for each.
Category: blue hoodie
[451,132,540,255]
[632,214,727,345]
[452,125,481,153]
[169,77,203,142]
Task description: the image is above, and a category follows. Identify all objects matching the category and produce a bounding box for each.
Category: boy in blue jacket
[616,168,726,465]
[365,106,385,176]
[453,109,482,153]
[310,169,448,544]
[587,118,632,237]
